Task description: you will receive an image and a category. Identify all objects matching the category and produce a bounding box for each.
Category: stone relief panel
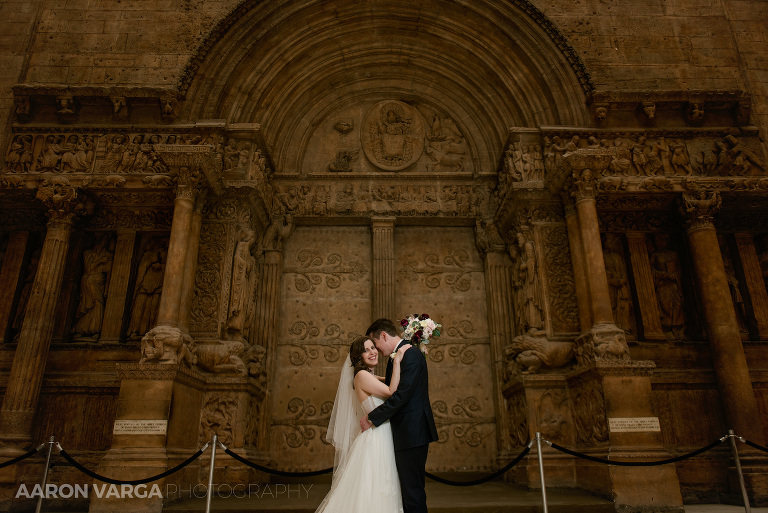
[4,134,98,174]
[270,226,371,471]
[539,224,580,334]
[70,233,115,341]
[298,101,474,175]
[395,226,496,472]
[647,233,688,341]
[570,378,609,446]
[601,234,636,339]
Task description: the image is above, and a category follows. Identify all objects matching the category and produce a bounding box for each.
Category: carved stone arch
[178,0,592,173]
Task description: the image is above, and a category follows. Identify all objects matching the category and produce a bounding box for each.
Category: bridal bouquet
[400,314,441,355]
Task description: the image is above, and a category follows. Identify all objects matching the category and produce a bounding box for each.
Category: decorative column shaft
[178,195,206,333]
[0,231,29,342]
[0,182,90,450]
[371,217,396,322]
[156,185,196,327]
[735,233,768,339]
[682,192,764,443]
[563,201,592,331]
[100,230,136,341]
[625,232,666,340]
[483,249,516,453]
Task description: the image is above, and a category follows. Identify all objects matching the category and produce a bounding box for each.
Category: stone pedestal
[89,363,206,513]
[569,361,684,512]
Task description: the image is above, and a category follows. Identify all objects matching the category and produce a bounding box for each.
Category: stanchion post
[34,436,54,513]
[729,429,751,513]
[205,434,217,513]
[536,432,548,513]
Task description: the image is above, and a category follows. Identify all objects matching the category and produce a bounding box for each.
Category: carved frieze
[89,209,173,230]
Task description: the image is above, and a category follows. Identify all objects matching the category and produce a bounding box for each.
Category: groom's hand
[360,416,373,431]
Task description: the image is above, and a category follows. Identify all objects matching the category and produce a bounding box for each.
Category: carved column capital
[35,178,93,226]
[474,218,507,258]
[680,191,722,232]
[570,167,598,202]
[156,144,224,197]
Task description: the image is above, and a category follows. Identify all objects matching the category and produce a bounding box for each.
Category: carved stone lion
[140,325,197,366]
[504,331,574,375]
[193,340,247,376]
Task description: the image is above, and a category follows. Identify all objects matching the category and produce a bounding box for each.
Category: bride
[317,335,410,513]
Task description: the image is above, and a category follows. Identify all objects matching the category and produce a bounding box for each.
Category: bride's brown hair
[349,335,374,385]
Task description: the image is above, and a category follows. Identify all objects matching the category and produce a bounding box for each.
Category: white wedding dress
[315,395,403,513]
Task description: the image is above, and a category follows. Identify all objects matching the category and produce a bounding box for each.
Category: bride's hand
[394,345,410,364]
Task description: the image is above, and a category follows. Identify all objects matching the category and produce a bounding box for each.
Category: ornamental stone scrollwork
[191,223,227,334]
[427,320,486,365]
[503,331,574,375]
[571,379,609,445]
[272,398,334,448]
[506,392,528,447]
[283,249,366,294]
[89,209,173,230]
[432,397,495,447]
[362,100,425,171]
[542,225,579,333]
[281,321,348,366]
[200,394,237,446]
[399,250,481,292]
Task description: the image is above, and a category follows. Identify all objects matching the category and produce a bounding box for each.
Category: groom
[362,318,439,513]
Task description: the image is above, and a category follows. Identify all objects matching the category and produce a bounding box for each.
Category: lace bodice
[361,395,385,415]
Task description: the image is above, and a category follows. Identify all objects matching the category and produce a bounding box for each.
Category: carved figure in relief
[372,104,410,164]
[715,135,765,176]
[649,234,686,340]
[72,234,114,339]
[670,140,692,176]
[140,325,196,365]
[328,120,359,172]
[262,213,294,252]
[609,138,632,175]
[334,183,355,213]
[4,135,33,173]
[37,135,63,172]
[723,255,749,337]
[631,136,651,175]
[503,332,574,375]
[425,116,467,173]
[513,231,545,334]
[200,396,237,445]
[244,344,267,383]
[603,234,633,336]
[227,226,258,342]
[127,240,167,339]
[100,134,127,174]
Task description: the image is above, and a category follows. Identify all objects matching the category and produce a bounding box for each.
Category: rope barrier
[219,443,333,477]
[546,436,727,466]
[741,438,768,454]
[425,442,533,486]
[0,444,45,469]
[56,442,208,485]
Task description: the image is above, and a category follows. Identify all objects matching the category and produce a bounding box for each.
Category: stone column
[570,170,629,360]
[0,181,91,451]
[735,233,768,339]
[563,199,592,332]
[482,247,516,454]
[682,192,764,444]
[0,231,29,342]
[178,194,206,334]
[371,217,396,322]
[100,230,136,342]
[625,232,666,341]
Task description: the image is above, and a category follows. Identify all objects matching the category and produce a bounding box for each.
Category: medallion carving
[362,101,425,170]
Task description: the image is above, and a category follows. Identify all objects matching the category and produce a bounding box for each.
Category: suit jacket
[367,340,439,451]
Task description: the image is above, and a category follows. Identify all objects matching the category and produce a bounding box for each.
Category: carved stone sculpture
[193,340,247,375]
[140,325,196,365]
[603,234,634,337]
[262,213,294,252]
[362,100,424,170]
[244,344,267,383]
[226,226,258,341]
[649,233,687,340]
[503,332,574,375]
[127,240,167,339]
[511,230,545,334]
[71,234,114,340]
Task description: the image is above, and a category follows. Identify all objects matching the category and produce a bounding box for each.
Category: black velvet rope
[547,438,725,466]
[220,445,333,477]
[425,444,532,486]
[0,446,42,469]
[742,439,768,454]
[58,446,206,485]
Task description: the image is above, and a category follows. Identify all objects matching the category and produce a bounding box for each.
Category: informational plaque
[113,420,168,435]
[608,417,661,432]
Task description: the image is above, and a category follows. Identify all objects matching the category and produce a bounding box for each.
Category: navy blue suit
[368,340,438,513]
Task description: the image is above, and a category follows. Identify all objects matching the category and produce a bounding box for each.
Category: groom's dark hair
[366,318,399,339]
